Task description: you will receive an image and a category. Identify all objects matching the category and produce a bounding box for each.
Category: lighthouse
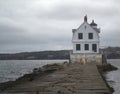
[70,16,102,64]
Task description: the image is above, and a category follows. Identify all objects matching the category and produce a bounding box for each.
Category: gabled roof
[73,16,100,33]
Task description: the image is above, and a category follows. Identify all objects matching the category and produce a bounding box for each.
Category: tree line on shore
[0,47,120,60]
[101,47,120,59]
[0,50,70,60]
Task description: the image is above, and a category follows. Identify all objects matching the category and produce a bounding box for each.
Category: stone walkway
[1,63,110,94]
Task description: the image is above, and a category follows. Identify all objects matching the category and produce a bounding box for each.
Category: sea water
[0,60,68,83]
[106,59,120,94]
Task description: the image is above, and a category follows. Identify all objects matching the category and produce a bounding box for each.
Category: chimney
[84,15,87,22]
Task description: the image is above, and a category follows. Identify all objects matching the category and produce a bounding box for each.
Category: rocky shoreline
[0,62,118,93]
[97,64,118,93]
[0,62,67,91]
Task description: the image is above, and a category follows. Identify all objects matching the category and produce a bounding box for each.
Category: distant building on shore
[70,16,102,64]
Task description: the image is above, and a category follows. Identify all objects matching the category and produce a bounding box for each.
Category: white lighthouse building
[70,16,102,64]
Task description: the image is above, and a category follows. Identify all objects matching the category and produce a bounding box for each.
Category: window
[85,44,89,50]
[88,33,93,39]
[92,44,97,52]
[76,44,81,51]
[78,33,83,39]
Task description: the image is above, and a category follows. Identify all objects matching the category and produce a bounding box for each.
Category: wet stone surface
[0,63,111,94]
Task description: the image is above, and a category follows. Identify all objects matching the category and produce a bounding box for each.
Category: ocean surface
[106,59,120,94]
[0,59,120,94]
[0,60,68,83]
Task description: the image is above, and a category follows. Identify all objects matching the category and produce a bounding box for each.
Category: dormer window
[78,33,83,39]
[88,33,93,39]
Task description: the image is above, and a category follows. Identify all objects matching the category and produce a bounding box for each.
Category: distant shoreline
[1,47,120,60]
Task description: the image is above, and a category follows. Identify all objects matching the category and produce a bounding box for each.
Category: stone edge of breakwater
[97,63,118,93]
[0,62,118,93]
[0,61,68,91]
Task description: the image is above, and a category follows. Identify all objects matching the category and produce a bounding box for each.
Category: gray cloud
[0,0,120,53]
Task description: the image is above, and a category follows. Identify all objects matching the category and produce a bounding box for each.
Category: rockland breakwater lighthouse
[70,16,102,64]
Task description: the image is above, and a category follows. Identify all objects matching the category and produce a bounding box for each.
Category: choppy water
[106,59,120,94]
[0,60,68,83]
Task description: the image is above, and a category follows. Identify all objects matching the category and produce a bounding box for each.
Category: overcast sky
[0,0,120,53]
